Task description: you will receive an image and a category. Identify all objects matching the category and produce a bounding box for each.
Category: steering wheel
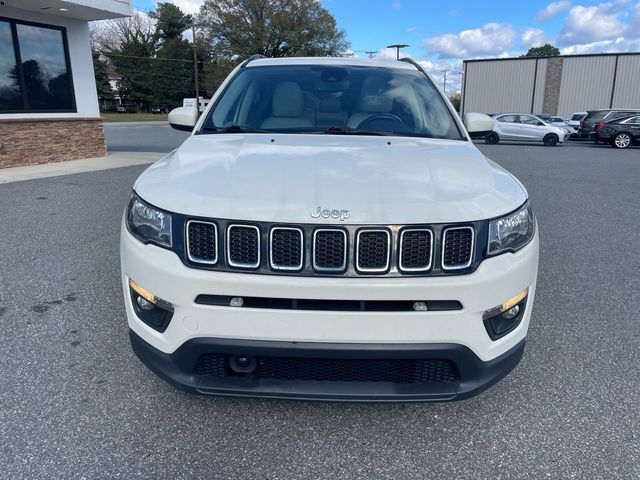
[358,113,404,129]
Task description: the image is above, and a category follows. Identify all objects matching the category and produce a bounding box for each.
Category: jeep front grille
[313,229,347,272]
[186,220,217,264]
[270,227,303,271]
[399,229,433,272]
[356,229,390,273]
[227,225,260,268]
[442,227,474,270]
[183,219,479,276]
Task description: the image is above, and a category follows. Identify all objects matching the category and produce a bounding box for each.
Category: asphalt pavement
[1,127,639,479]
[103,121,190,152]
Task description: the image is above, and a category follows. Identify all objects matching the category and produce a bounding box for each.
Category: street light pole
[441,69,448,94]
[386,44,409,60]
[192,26,200,118]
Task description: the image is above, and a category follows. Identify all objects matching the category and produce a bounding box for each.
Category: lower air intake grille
[195,355,458,384]
[195,354,226,376]
[442,227,474,269]
[187,221,217,263]
[356,230,390,272]
[400,229,432,271]
[313,229,347,272]
[270,228,303,270]
[227,225,260,268]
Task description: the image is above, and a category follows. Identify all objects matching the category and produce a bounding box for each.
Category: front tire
[543,134,559,147]
[485,132,499,144]
[612,132,631,149]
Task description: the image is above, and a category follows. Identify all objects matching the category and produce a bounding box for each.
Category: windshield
[570,113,585,121]
[201,64,465,140]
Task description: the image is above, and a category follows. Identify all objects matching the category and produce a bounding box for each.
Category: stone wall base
[0,117,106,169]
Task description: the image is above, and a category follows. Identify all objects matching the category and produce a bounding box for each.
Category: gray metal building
[460,52,640,118]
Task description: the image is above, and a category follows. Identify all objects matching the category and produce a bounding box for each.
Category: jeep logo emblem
[310,206,351,221]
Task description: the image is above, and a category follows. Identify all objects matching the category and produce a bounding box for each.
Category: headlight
[488,203,535,256]
[126,193,172,247]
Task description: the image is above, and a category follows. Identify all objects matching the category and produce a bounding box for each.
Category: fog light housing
[483,288,528,340]
[129,279,174,332]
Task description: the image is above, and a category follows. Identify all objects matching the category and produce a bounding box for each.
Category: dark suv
[579,109,640,141]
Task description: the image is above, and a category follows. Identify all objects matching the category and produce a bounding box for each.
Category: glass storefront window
[0,18,75,113]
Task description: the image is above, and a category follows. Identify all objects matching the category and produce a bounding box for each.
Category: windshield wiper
[323,126,393,136]
[199,125,268,134]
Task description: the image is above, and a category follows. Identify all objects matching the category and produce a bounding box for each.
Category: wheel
[543,133,559,146]
[485,132,499,144]
[612,132,631,149]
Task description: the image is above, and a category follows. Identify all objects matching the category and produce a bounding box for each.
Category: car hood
[134,134,527,224]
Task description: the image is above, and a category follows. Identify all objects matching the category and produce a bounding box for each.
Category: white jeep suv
[121,56,539,402]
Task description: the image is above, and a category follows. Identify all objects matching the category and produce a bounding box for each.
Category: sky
[130,0,640,92]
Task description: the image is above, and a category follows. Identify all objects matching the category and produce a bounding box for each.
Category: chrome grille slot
[442,226,474,270]
[227,225,260,268]
[186,220,218,264]
[270,227,304,271]
[313,229,347,272]
[399,229,433,272]
[356,229,390,273]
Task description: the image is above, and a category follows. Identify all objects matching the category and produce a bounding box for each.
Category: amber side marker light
[129,279,174,312]
[483,288,529,321]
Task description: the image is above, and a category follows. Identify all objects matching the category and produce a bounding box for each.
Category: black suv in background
[579,109,640,141]
[591,114,640,149]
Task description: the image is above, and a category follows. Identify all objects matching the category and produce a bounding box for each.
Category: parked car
[533,113,551,122]
[487,113,568,146]
[566,112,587,130]
[549,116,574,136]
[122,56,539,402]
[578,109,640,140]
[116,103,138,113]
[150,104,173,114]
[591,114,640,149]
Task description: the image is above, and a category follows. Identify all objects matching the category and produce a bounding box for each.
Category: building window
[0,17,75,113]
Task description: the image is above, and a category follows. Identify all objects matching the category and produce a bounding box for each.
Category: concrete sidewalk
[103,121,170,127]
[0,151,163,184]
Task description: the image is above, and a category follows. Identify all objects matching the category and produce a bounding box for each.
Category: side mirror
[463,112,495,136]
[168,107,198,132]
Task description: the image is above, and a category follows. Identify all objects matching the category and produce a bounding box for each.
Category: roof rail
[399,57,427,76]
[241,54,266,68]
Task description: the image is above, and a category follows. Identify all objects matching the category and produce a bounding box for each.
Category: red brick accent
[0,117,106,169]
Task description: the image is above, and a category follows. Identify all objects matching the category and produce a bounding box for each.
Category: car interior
[204,65,463,140]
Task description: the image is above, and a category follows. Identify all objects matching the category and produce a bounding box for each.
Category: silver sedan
[486,113,569,146]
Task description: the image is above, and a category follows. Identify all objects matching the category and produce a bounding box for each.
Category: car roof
[609,114,640,122]
[496,113,540,116]
[587,108,640,113]
[246,56,417,71]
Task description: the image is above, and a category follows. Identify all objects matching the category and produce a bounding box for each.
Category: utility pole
[365,51,377,59]
[386,44,409,60]
[441,70,461,95]
[192,26,200,118]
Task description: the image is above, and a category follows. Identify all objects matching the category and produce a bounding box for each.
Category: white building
[461,52,640,118]
[0,0,132,168]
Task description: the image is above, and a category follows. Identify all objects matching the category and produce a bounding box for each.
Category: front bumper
[130,329,526,402]
[121,220,538,400]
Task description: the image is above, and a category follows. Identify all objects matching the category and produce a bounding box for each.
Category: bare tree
[90,12,156,52]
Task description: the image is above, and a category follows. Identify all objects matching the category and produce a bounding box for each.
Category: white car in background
[549,116,575,137]
[567,112,587,130]
[486,113,568,146]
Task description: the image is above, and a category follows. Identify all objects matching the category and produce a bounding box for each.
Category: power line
[365,51,377,59]
[106,53,193,63]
